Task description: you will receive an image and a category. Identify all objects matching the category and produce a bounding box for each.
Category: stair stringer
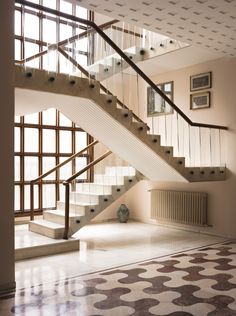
[15,66,226,183]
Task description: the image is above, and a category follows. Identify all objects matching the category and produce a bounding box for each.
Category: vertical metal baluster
[177,113,180,156]
[219,129,222,168]
[199,127,202,168]
[209,128,212,167]
[188,124,191,167]
[165,113,167,146]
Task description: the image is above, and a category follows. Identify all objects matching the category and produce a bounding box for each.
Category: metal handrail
[63,150,112,239]
[15,0,228,131]
[29,140,99,220]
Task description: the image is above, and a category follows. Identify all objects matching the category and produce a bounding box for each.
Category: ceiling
[76,0,236,58]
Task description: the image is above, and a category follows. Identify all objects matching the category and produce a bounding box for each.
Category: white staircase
[15,65,226,183]
[29,166,141,239]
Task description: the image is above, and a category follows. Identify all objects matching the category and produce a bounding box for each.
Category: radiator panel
[151,190,207,226]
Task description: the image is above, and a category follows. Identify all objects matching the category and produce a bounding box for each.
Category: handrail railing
[63,150,112,239]
[15,0,228,131]
[29,140,99,220]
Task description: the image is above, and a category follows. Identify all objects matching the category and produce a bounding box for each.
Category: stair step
[105,166,136,176]
[29,219,64,239]
[132,121,149,133]
[76,183,112,195]
[57,201,87,213]
[94,174,125,185]
[116,108,133,124]
[44,209,83,225]
[70,192,103,204]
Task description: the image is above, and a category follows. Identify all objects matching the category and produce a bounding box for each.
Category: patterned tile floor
[1,240,236,315]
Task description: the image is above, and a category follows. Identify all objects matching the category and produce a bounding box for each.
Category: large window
[14,109,93,216]
[14,0,90,70]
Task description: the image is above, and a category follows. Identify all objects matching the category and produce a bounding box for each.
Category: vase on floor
[117,204,129,223]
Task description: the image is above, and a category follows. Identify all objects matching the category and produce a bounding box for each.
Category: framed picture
[147,81,174,117]
[190,91,210,110]
[190,72,211,91]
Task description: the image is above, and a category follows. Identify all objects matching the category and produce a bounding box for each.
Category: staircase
[29,166,141,239]
[15,65,226,183]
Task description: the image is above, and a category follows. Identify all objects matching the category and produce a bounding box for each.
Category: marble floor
[1,222,236,315]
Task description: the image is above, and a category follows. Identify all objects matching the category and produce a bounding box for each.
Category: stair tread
[30,219,64,229]
[72,190,111,196]
[44,209,82,218]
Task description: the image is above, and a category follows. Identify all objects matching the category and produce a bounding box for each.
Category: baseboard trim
[0,282,16,295]
[131,217,235,239]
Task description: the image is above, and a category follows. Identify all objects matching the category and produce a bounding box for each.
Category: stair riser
[76,183,112,195]
[105,166,136,176]
[43,212,80,226]
[94,175,124,185]
[57,201,86,214]
[70,192,100,204]
[29,222,64,239]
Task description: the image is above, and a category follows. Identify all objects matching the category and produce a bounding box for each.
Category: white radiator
[150,189,207,226]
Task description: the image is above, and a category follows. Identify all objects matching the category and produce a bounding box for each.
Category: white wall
[0,1,15,293]
[124,57,236,238]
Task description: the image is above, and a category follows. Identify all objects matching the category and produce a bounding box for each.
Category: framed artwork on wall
[190,91,210,110]
[147,81,174,116]
[190,72,211,91]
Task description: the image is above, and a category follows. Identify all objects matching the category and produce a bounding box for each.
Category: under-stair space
[29,166,141,239]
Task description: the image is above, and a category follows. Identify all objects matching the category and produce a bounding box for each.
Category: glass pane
[14,156,21,181]
[14,185,20,211]
[164,83,172,92]
[60,0,72,14]
[43,19,57,43]
[24,14,39,40]
[15,116,21,123]
[15,39,21,60]
[42,129,56,153]
[24,128,39,152]
[59,112,72,127]
[42,108,57,126]
[76,53,87,67]
[76,131,87,152]
[43,0,56,10]
[59,53,73,74]
[76,37,88,52]
[42,157,56,180]
[24,184,39,210]
[60,23,72,41]
[42,50,58,72]
[25,42,40,68]
[42,184,55,208]
[14,127,21,152]
[24,112,39,124]
[60,131,72,153]
[59,157,72,179]
[24,156,38,180]
[59,183,65,202]
[76,157,87,180]
[15,10,21,36]
[76,6,88,19]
